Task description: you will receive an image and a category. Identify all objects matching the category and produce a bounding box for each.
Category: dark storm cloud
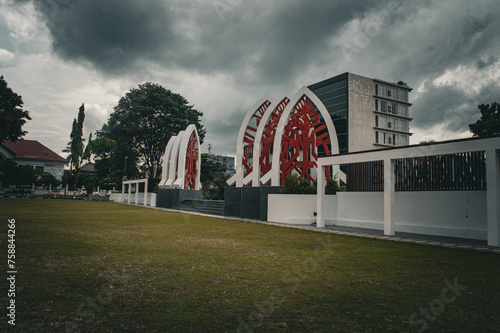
[33,0,177,74]
[30,0,384,80]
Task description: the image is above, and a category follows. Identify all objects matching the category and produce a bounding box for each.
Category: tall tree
[0,75,31,143]
[469,101,500,137]
[63,104,86,189]
[99,82,205,179]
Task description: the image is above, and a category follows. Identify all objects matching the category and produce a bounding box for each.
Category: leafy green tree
[99,82,205,179]
[90,137,140,189]
[63,104,87,189]
[35,172,61,188]
[0,159,37,187]
[0,75,31,143]
[200,153,229,199]
[469,101,500,137]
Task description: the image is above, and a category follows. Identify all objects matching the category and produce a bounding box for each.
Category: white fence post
[384,158,395,235]
[487,148,500,247]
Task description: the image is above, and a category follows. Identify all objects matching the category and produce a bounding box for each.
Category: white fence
[110,185,156,207]
[314,137,500,246]
[268,191,487,240]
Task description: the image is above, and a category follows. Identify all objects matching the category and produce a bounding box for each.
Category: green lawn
[0,199,499,332]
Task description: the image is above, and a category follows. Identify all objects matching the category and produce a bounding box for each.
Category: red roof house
[1,140,66,180]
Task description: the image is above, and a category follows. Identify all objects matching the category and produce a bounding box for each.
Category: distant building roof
[81,162,96,173]
[1,140,66,163]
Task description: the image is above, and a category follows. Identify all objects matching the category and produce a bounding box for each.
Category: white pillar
[144,179,149,206]
[134,182,139,205]
[122,183,125,203]
[384,158,395,235]
[128,183,132,204]
[486,149,500,247]
[317,164,326,228]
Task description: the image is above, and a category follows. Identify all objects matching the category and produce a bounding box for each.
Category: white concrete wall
[269,191,487,240]
[334,192,384,230]
[394,191,487,240]
[109,193,123,202]
[111,192,156,207]
[268,194,337,225]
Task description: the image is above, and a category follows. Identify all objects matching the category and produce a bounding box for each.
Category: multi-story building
[207,154,236,175]
[308,72,413,153]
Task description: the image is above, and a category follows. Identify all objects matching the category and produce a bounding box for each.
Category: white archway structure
[227,95,272,187]
[165,132,184,187]
[261,86,343,186]
[247,95,290,186]
[160,125,201,190]
[159,134,178,186]
[174,125,201,190]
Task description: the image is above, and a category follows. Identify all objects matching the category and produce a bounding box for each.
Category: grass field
[0,199,499,332]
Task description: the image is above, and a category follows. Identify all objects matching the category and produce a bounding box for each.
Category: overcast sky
[1,0,499,158]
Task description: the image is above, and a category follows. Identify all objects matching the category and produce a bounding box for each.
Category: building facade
[1,140,66,181]
[207,154,236,175]
[308,72,413,153]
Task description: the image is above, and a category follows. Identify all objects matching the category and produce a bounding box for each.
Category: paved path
[131,203,500,254]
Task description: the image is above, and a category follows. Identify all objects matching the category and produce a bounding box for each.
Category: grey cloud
[29,0,384,81]
[34,0,177,74]
[412,81,500,133]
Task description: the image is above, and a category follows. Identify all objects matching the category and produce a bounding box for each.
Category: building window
[378,85,387,97]
[381,101,388,113]
[375,131,379,144]
[378,132,388,145]
[393,134,398,146]
[379,116,387,129]
[400,105,408,117]
[375,115,379,127]
[399,90,408,102]
[392,103,398,115]
[401,120,409,132]
[375,99,378,111]
[393,118,399,131]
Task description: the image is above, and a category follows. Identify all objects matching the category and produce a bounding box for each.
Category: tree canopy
[98,82,205,179]
[0,75,31,143]
[469,101,500,137]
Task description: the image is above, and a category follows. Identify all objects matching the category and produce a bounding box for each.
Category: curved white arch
[227,95,272,187]
[174,125,201,190]
[247,95,289,186]
[159,135,177,187]
[166,131,184,187]
[263,86,340,186]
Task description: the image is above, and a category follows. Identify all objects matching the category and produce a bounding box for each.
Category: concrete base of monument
[224,186,282,221]
[156,188,203,209]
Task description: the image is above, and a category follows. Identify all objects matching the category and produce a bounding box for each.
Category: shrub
[279,174,342,194]
[279,174,316,194]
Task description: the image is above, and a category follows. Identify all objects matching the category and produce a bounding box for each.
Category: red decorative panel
[242,101,271,179]
[279,96,331,185]
[259,98,290,177]
[184,132,199,189]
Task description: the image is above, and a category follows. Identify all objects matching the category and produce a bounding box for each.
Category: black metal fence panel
[394,151,486,191]
[343,161,384,192]
[340,151,486,192]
